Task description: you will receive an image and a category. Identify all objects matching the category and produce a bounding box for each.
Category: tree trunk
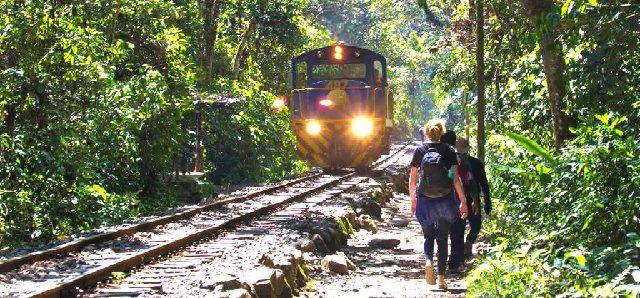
[494,67,502,125]
[475,0,486,162]
[201,0,223,86]
[463,90,470,139]
[194,103,204,172]
[520,0,576,149]
[408,79,417,123]
[4,103,16,136]
[2,101,15,157]
[232,21,254,79]
[422,2,443,27]
[139,122,158,198]
[3,50,19,138]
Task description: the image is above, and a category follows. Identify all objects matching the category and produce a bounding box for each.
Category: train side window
[373,60,383,87]
[296,62,307,88]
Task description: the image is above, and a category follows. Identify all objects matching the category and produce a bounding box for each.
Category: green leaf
[492,164,529,174]
[504,132,555,163]
[595,113,609,125]
[610,115,627,128]
[561,0,573,16]
[575,254,586,266]
[564,250,587,266]
[111,271,126,281]
[581,214,593,231]
[535,163,552,175]
[91,184,108,200]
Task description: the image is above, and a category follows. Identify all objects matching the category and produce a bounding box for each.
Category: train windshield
[312,64,366,81]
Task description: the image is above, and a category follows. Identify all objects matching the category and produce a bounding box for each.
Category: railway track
[0,142,413,297]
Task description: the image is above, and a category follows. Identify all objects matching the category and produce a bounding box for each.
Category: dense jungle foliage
[0,0,331,247]
[0,0,638,295]
[0,0,435,248]
[418,0,639,296]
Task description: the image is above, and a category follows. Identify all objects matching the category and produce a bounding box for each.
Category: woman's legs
[421,223,437,285]
[435,219,452,275]
[422,224,436,263]
[448,216,466,270]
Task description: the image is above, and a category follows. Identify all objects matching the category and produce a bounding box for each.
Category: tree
[201,0,224,86]
[520,0,576,149]
[475,0,486,161]
[417,0,444,27]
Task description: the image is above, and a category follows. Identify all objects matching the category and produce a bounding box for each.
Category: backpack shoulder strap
[426,147,439,153]
[423,143,439,153]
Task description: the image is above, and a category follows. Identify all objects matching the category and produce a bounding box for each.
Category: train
[288,43,394,172]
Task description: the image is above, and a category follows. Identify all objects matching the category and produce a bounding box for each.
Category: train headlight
[351,117,373,138]
[334,45,344,60]
[306,120,322,136]
[319,99,334,107]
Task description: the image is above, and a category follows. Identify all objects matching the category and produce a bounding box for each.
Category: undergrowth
[466,114,640,297]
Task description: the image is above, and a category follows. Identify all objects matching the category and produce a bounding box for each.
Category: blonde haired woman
[409,120,468,289]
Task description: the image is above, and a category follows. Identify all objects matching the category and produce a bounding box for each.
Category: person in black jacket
[455,138,492,259]
[441,131,465,272]
[440,130,456,149]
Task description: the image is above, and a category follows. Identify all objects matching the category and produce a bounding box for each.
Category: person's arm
[409,166,419,214]
[452,165,468,219]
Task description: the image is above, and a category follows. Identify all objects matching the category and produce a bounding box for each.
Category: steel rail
[0,172,322,273]
[4,142,411,298]
[30,175,355,297]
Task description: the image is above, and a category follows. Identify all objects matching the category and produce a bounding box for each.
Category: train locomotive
[289,44,394,172]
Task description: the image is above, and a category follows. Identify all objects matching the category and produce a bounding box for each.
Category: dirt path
[301,146,471,298]
[301,192,467,298]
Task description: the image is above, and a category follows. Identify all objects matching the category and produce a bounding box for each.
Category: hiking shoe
[438,275,448,290]
[425,264,436,285]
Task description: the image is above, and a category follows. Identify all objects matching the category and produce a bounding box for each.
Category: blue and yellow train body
[290,44,394,170]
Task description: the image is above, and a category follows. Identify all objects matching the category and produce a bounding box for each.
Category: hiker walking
[439,131,468,272]
[409,120,468,290]
[455,138,492,257]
